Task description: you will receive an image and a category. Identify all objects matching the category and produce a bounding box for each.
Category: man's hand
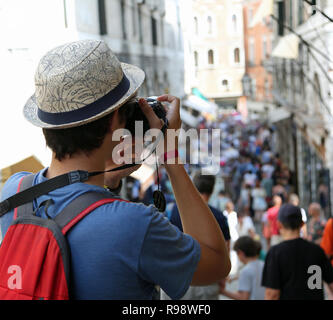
[138,95,182,157]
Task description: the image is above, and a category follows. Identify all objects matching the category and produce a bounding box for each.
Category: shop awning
[183,95,218,115]
[180,108,200,127]
[268,107,291,123]
[272,33,300,59]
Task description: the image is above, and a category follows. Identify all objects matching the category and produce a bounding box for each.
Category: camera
[124,97,167,136]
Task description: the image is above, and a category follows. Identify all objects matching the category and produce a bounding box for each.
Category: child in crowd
[220,236,265,300]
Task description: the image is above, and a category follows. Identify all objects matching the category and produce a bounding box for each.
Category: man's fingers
[138,98,162,129]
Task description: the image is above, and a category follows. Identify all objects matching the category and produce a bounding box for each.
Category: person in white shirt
[237,211,256,239]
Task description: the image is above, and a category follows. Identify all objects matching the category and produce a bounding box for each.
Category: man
[161,173,230,300]
[262,204,333,300]
[0,40,230,299]
[267,195,283,246]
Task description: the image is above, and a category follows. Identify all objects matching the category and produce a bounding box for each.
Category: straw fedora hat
[23,39,145,129]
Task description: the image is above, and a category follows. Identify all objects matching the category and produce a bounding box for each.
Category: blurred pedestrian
[288,193,307,238]
[236,211,257,240]
[267,195,283,246]
[220,236,265,300]
[262,204,333,300]
[307,203,326,245]
[251,180,267,222]
[321,216,333,267]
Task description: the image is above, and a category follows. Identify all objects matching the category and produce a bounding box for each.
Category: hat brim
[23,63,145,129]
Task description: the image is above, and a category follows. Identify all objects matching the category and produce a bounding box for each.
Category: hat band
[37,74,130,125]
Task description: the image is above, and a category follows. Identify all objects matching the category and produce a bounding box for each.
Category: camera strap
[0,122,169,217]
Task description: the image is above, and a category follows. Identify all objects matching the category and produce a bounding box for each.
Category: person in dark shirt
[161,172,230,300]
[168,172,231,250]
[262,203,333,300]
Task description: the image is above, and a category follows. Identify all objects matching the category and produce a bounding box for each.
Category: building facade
[242,0,275,117]
[269,0,333,217]
[74,0,185,99]
[183,0,246,110]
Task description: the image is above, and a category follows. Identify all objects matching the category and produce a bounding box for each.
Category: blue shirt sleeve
[0,172,30,240]
[138,209,201,300]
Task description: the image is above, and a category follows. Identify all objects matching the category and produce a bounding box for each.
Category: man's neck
[281,229,301,241]
[243,256,258,264]
[46,151,107,187]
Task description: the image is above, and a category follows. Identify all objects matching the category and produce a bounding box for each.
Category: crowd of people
[129,111,333,300]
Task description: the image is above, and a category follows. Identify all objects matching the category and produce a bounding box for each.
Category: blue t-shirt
[0,169,200,300]
[168,203,231,242]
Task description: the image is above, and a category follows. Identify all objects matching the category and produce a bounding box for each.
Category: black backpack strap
[54,191,127,235]
[15,174,36,219]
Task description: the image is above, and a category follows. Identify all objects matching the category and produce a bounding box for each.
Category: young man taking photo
[0,40,230,299]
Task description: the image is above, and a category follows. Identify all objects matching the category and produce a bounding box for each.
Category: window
[120,0,127,40]
[138,5,143,43]
[263,37,267,59]
[298,0,304,25]
[264,78,270,97]
[222,79,229,91]
[208,49,214,65]
[234,48,240,63]
[207,16,213,34]
[248,8,253,27]
[251,78,257,99]
[249,38,255,65]
[151,16,158,46]
[194,17,199,35]
[232,14,237,32]
[131,0,136,37]
[194,51,199,67]
[98,0,107,35]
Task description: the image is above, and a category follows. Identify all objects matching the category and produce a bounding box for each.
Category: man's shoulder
[208,205,225,219]
[1,171,33,201]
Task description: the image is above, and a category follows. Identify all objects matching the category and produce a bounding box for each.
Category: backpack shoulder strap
[14,174,36,220]
[54,191,128,235]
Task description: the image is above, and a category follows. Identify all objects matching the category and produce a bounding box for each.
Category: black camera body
[125,97,167,136]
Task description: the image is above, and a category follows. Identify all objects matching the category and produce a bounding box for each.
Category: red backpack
[0,174,124,300]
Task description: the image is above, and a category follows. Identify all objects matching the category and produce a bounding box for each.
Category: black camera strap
[0,122,168,217]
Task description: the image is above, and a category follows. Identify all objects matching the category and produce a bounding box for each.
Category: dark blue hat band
[37,74,130,125]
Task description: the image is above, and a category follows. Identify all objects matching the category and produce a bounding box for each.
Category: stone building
[73,0,185,98]
[182,0,246,110]
[269,0,333,217]
[242,0,275,117]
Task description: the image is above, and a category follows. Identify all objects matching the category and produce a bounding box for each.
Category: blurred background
[0,0,332,220]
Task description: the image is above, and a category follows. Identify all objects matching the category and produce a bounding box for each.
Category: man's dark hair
[280,214,303,230]
[233,236,261,257]
[43,98,134,161]
[192,172,215,196]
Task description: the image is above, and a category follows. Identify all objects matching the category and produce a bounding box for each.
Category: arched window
[194,51,199,67]
[208,49,214,65]
[194,17,198,35]
[232,14,237,32]
[207,16,213,34]
[234,48,240,63]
